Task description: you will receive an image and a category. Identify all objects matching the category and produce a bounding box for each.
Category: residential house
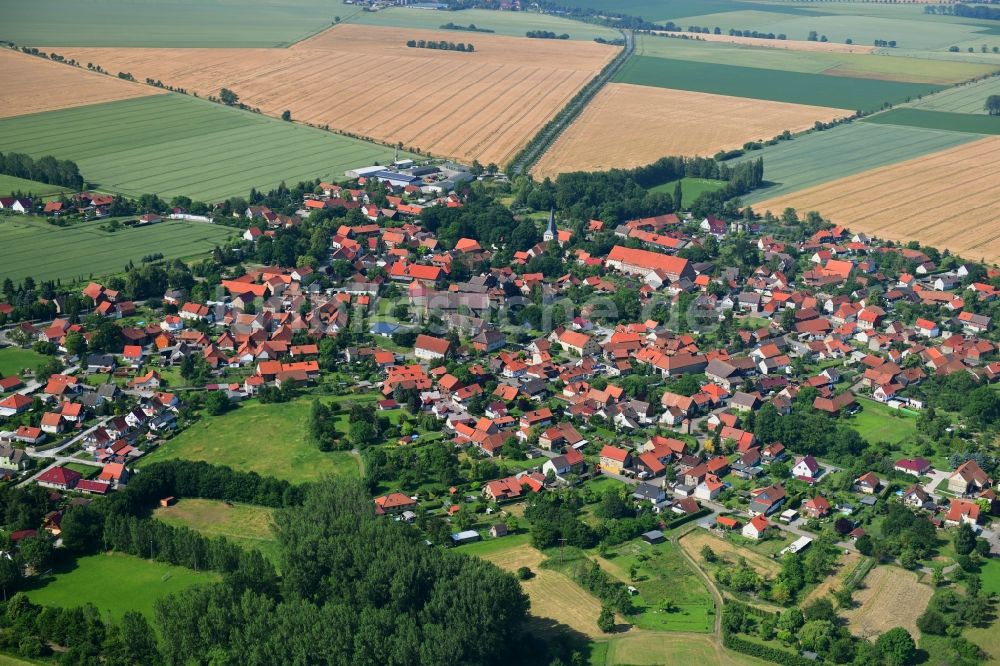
[599,445,632,475]
[749,484,786,516]
[949,460,993,496]
[742,514,771,540]
[945,499,981,527]
[801,496,830,519]
[855,472,881,494]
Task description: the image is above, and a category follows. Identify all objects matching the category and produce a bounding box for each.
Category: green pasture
[908,75,1000,113]
[0,347,48,379]
[0,94,412,202]
[0,175,69,198]
[24,552,217,621]
[138,396,377,483]
[735,122,979,203]
[0,0,357,47]
[864,108,1000,134]
[348,7,619,41]
[649,177,727,203]
[615,55,942,110]
[154,498,280,564]
[0,215,237,284]
[636,34,998,84]
[847,398,919,447]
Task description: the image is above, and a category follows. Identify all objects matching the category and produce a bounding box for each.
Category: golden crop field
[843,565,933,638]
[755,136,1000,264]
[0,48,165,119]
[533,83,849,178]
[53,24,617,166]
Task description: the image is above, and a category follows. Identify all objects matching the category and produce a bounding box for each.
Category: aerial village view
[0,0,999,664]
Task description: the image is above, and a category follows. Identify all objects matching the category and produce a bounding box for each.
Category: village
[2,154,1000,665]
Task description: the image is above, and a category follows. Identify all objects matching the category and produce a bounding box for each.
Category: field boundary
[510,29,633,175]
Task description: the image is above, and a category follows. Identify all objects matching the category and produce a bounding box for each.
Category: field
[473,540,605,638]
[679,529,782,578]
[24,552,217,620]
[0,174,69,198]
[650,177,728,202]
[139,398,370,483]
[614,55,943,111]
[603,632,769,666]
[801,550,862,606]
[0,215,238,284]
[736,121,979,204]
[597,539,715,633]
[753,136,1000,264]
[864,108,1000,134]
[0,93,407,202]
[0,48,164,119]
[842,565,932,638]
[0,0,356,47]
[0,347,48,379]
[636,34,998,84]
[153,498,279,563]
[559,0,820,22]
[908,75,1000,114]
[52,23,618,167]
[532,83,847,178]
[347,7,619,42]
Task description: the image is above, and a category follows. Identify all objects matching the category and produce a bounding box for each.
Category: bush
[516,566,534,580]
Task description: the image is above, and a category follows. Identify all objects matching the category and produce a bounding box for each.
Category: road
[18,416,111,487]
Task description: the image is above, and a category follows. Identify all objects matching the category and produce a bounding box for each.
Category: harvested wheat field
[0,48,164,119]
[534,83,848,178]
[54,23,617,166]
[679,529,782,578]
[842,565,932,639]
[482,542,605,638]
[755,136,1000,264]
[649,31,876,54]
[801,550,861,606]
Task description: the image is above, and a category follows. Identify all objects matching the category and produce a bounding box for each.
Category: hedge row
[722,632,815,666]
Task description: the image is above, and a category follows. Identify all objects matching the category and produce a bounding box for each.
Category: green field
[556,0,820,22]
[908,75,1000,113]
[0,0,357,47]
[348,7,619,41]
[636,34,999,84]
[24,552,217,620]
[0,347,48,379]
[139,397,373,483]
[0,215,238,284]
[650,177,727,203]
[847,398,919,446]
[154,498,279,564]
[0,94,411,201]
[615,55,943,111]
[735,122,979,204]
[863,108,1000,134]
[0,175,69,199]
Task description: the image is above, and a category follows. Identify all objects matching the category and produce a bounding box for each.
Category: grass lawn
[602,632,770,666]
[456,532,532,558]
[847,397,919,446]
[0,215,238,285]
[0,347,48,379]
[153,498,280,564]
[0,94,414,202]
[61,463,99,479]
[24,552,217,621]
[649,177,727,203]
[138,397,373,483]
[598,539,714,633]
[977,557,1000,596]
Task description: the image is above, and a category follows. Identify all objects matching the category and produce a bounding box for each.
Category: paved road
[18,416,111,487]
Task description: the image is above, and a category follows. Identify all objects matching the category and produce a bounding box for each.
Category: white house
[742,514,770,540]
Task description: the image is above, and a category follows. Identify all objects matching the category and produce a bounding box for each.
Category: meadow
[602,632,769,666]
[347,7,619,41]
[0,94,407,201]
[154,498,280,564]
[753,136,1000,264]
[863,108,1000,134]
[138,397,375,483]
[847,398,919,447]
[650,177,728,202]
[635,34,998,84]
[614,55,943,111]
[842,565,932,639]
[533,84,844,178]
[908,75,1000,114]
[0,347,48,379]
[735,122,979,204]
[0,215,238,284]
[53,24,615,168]
[556,0,819,22]
[0,174,68,198]
[0,0,356,47]
[24,552,218,620]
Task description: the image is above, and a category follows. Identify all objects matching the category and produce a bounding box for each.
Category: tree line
[0,151,84,190]
[405,39,475,51]
[927,3,1000,21]
[526,30,569,39]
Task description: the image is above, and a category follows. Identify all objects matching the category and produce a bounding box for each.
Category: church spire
[544,207,556,242]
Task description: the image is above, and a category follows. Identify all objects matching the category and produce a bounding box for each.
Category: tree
[673,181,683,211]
[103,611,161,666]
[64,330,87,359]
[219,88,239,106]
[597,606,615,633]
[203,391,231,416]
[0,556,20,599]
[17,535,53,572]
[955,522,977,555]
[875,627,916,666]
[281,110,292,121]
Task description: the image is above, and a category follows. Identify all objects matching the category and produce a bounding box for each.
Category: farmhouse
[605,246,693,283]
[414,334,451,361]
